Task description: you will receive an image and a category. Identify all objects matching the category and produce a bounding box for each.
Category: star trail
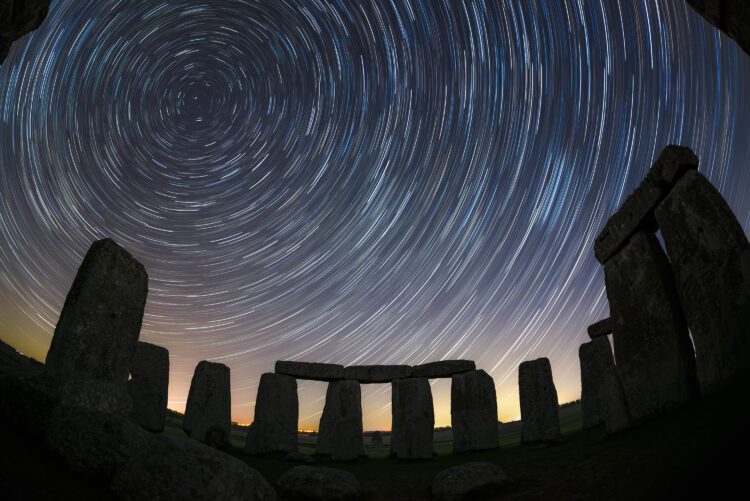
[1,0,749,430]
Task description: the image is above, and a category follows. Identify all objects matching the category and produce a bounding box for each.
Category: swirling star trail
[1,0,748,429]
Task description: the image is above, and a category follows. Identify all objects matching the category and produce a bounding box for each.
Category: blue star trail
[0,0,748,429]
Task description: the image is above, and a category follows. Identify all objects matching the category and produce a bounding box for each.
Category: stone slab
[587,318,614,339]
[432,462,508,501]
[45,238,148,384]
[128,342,169,432]
[579,337,615,428]
[412,360,475,379]
[183,361,231,449]
[391,377,434,459]
[518,357,560,443]
[275,360,344,381]
[343,365,412,383]
[316,380,364,461]
[451,370,499,452]
[245,372,298,454]
[277,465,360,501]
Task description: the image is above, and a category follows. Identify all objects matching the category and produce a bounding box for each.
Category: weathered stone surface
[183,361,231,449]
[58,378,132,415]
[45,405,152,479]
[316,380,364,461]
[0,363,60,440]
[45,239,148,384]
[1,0,51,64]
[245,372,298,454]
[277,465,360,501]
[602,366,631,433]
[432,462,508,501]
[587,318,614,339]
[687,1,750,56]
[655,170,750,393]
[579,337,615,428]
[451,370,499,452]
[127,342,169,432]
[518,358,560,443]
[604,231,699,422]
[412,360,475,378]
[343,365,412,383]
[275,360,344,381]
[391,377,434,459]
[594,146,698,264]
[111,434,276,501]
[286,451,315,464]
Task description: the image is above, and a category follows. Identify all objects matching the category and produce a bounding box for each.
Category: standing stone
[245,372,298,455]
[183,361,231,449]
[391,377,434,459]
[370,431,383,448]
[602,365,631,433]
[317,380,364,461]
[451,370,499,452]
[579,337,615,428]
[655,170,750,393]
[45,239,148,384]
[604,231,699,422]
[127,342,169,432]
[518,358,560,443]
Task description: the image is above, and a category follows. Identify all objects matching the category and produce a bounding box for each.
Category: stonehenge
[244,372,298,454]
[316,380,364,461]
[391,377,434,459]
[275,360,344,381]
[518,358,560,443]
[586,318,614,339]
[412,360,476,378]
[451,369,499,452]
[128,342,169,432]
[183,361,231,449]
[579,337,615,428]
[343,365,412,383]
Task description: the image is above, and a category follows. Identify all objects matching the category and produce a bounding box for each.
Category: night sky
[1,0,748,431]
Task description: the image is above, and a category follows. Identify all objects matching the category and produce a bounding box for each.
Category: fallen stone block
[391,377,434,459]
[275,361,344,381]
[277,465,359,501]
[183,361,231,449]
[579,337,615,428]
[245,373,298,454]
[412,360,475,378]
[316,380,364,461]
[127,342,169,432]
[518,358,560,443]
[587,318,614,339]
[451,370,499,452]
[432,462,508,501]
[342,365,412,383]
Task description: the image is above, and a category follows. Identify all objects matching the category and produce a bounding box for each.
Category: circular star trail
[1,0,749,428]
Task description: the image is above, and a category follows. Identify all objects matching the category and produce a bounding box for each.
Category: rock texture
[45,239,148,384]
[687,0,750,56]
[579,337,615,428]
[343,365,412,383]
[594,145,698,263]
[391,377,434,459]
[655,170,750,393]
[58,378,132,415]
[518,358,560,443]
[450,370,499,452]
[1,0,51,63]
[412,360,475,378]
[275,360,344,381]
[602,366,631,433]
[432,462,508,501]
[316,380,364,461]
[587,318,614,339]
[245,372,298,454]
[277,465,360,501]
[604,231,699,422]
[183,361,231,449]
[111,434,277,501]
[127,342,169,432]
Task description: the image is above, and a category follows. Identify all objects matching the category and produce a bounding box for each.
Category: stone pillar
[245,373,298,454]
[450,369,498,452]
[518,357,560,443]
[391,377,434,459]
[45,238,148,384]
[127,342,169,432]
[317,380,364,461]
[655,170,750,393]
[183,361,231,449]
[579,337,614,428]
[604,231,699,423]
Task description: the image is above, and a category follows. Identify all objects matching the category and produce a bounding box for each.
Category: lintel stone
[275,361,344,381]
[412,360,475,378]
[343,365,412,383]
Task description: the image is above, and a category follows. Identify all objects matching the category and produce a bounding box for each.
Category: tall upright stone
[127,342,169,432]
[579,337,615,428]
[604,231,699,422]
[451,370,499,452]
[245,372,298,455]
[45,239,148,384]
[183,361,231,449]
[518,358,560,443]
[655,170,750,393]
[391,377,434,459]
[317,380,364,461]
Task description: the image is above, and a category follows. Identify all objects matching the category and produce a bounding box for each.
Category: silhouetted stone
[45,405,152,479]
[0,362,59,440]
[183,361,231,449]
[111,434,276,501]
[604,231,699,422]
[687,0,750,56]
[432,462,508,501]
[343,365,412,383]
[127,342,169,432]
[370,431,383,447]
[594,146,698,263]
[602,366,631,433]
[45,239,148,385]
[58,378,132,415]
[451,370,499,452]
[518,358,560,443]
[277,465,359,501]
[1,0,51,63]
[655,170,750,393]
[579,337,615,428]
[245,372,298,454]
[275,360,344,381]
[412,360,475,378]
[391,377,434,459]
[317,380,364,461]
[587,318,614,339]
[285,451,315,464]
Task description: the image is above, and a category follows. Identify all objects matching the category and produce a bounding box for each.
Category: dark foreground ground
[1,377,747,500]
